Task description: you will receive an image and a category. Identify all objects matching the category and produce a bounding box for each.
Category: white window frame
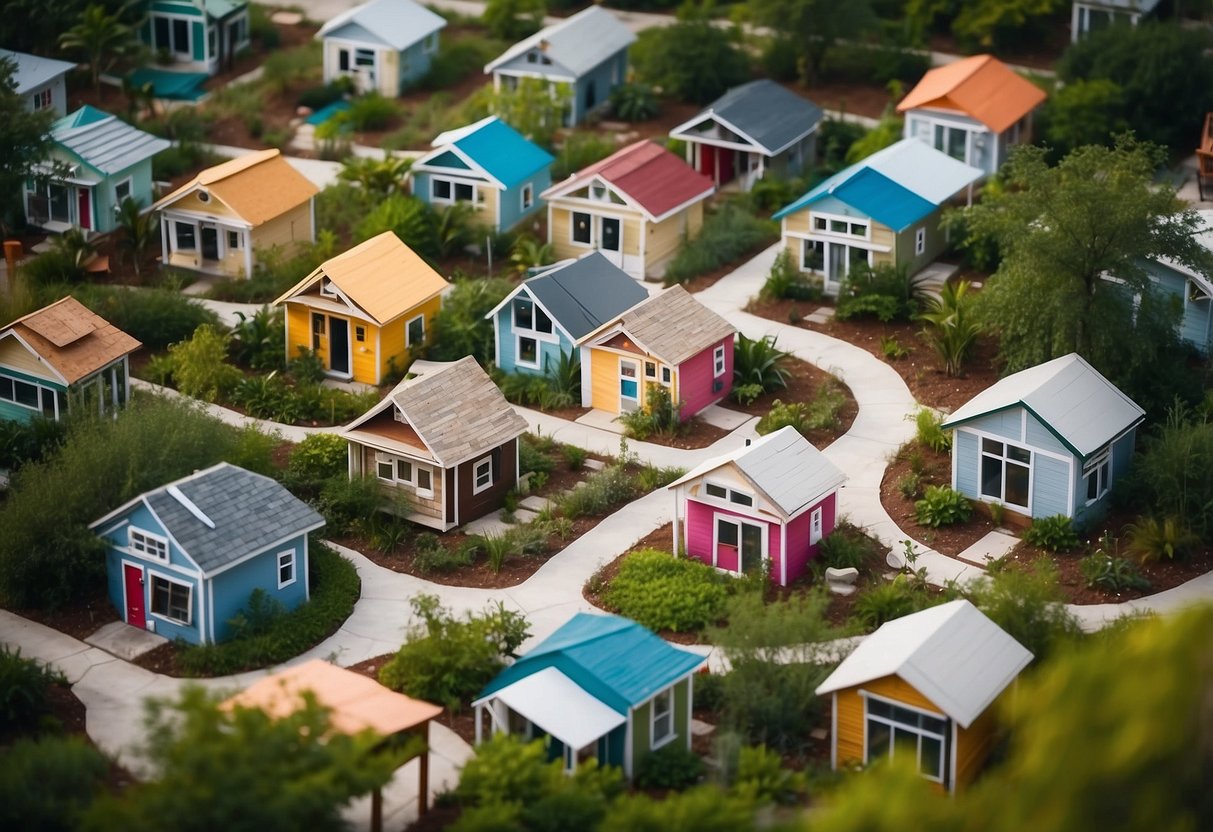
[472,456,493,495]
[979,437,1032,511]
[1083,449,1111,505]
[148,573,192,626]
[430,177,453,203]
[810,506,823,545]
[521,182,534,211]
[515,335,540,369]
[650,687,674,749]
[704,481,754,508]
[915,227,926,256]
[810,210,871,242]
[277,549,297,589]
[862,691,949,785]
[713,345,726,377]
[129,527,169,562]
[375,451,435,499]
[425,31,439,54]
[0,373,48,412]
[113,177,132,207]
[406,314,425,347]
[31,88,52,111]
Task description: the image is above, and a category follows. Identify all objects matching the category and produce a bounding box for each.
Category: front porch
[160,211,254,278]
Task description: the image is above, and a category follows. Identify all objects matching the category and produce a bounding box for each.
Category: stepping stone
[825,566,859,585]
[583,458,606,471]
[810,728,829,742]
[813,306,836,318]
[690,718,716,738]
[462,511,512,537]
[512,507,539,525]
[697,403,751,431]
[956,530,1019,566]
[519,495,553,512]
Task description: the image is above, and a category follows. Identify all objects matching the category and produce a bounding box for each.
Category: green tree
[427,276,513,364]
[630,2,750,104]
[956,138,1208,410]
[58,3,140,97]
[83,686,408,832]
[336,155,412,196]
[0,58,55,232]
[901,0,1067,50]
[0,736,108,831]
[845,108,903,164]
[355,193,439,258]
[1039,78,1128,156]
[746,0,874,84]
[471,77,572,149]
[114,197,158,279]
[482,0,546,40]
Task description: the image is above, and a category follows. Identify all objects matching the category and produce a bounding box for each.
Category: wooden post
[418,723,430,817]
[371,787,383,832]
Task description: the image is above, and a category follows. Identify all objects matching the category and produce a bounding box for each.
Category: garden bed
[10,589,120,642]
[720,356,858,450]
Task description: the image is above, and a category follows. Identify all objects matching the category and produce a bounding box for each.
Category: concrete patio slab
[957,530,1020,566]
[697,404,752,431]
[85,621,168,661]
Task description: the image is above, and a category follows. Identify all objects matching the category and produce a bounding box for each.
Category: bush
[286,433,349,493]
[1023,515,1080,553]
[732,334,789,398]
[378,594,530,710]
[835,262,925,323]
[914,407,952,453]
[663,201,777,285]
[730,744,807,806]
[914,485,972,528]
[297,79,351,110]
[601,549,730,633]
[0,416,68,472]
[634,742,704,790]
[760,249,822,302]
[77,286,220,351]
[428,277,514,365]
[1125,516,1200,565]
[620,383,684,440]
[343,92,401,131]
[518,434,556,477]
[414,537,477,575]
[167,324,243,402]
[552,132,617,181]
[421,37,502,91]
[755,385,845,436]
[852,577,932,629]
[0,647,63,738]
[963,558,1082,662]
[174,543,359,676]
[1130,404,1213,541]
[820,42,931,86]
[609,82,660,122]
[314,475,381,535]
[1079,553,1150,593]
[562,443,587,471]
[818,524,876,570]
[630,15,750,105]
[0,736,107,830]
[356,193,438,258]
[917,279,981,377]
[556,461,640,519]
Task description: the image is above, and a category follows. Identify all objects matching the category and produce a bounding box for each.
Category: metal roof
[488,252,649,341]
[0,48,75,94]
[668,426,846,519]
[674,80,823,156]
[317,0,446,51]
[773,138,982,231]
[483,667,627,751]
[896,54,1047,134]
[815,600,1033,729]
[477,612,705,714]
[90,463,325,577]
[484,5,636,78]
[940,353,1145,460]
[427,116,553,189]
[589,284,735,366]
[51,106,170,176]
[204,0,246,18]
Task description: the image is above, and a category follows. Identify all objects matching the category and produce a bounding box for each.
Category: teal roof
[478,612,705,714]
[448,117,553,189]
[204,0,246,19]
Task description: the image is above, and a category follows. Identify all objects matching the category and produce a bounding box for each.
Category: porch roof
[478,667,626,752]
[2,296,141,384]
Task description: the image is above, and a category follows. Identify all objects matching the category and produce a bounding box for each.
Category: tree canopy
[630,2,751,105]
[746,0,874,83]
[0,58,55,233]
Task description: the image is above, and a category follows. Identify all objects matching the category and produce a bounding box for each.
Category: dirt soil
[788,79,891,120]
[880,443,999,556]
[719,356,858,450]
[12,589,120,642]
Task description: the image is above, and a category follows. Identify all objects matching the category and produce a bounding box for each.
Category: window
[729,490,753,507]
[454,182,475,203]
[473,456,493,494]
[830,219,847,234]
[933,123,968,163]
[425,32,438,53]
[521,183,534,211]
[802,239,825,272]
[197,191,210,203]
[810,507,823,545]
[517,336,538,366]
[651,688,673,746]
[717,517,739,547]
[113,178,132,207]
[355,326,365,342]
[849,222,866,237]
[1188,280,1211,304]
[572,211,592,245]
[154,16,170,50]
[915,227,926,256]
[277,550,296,588]
[129,528,168,561]
[175,222,196,251]
[311,312,325,349]
[644,361,657,379]
[355,48,374,67]
[31,88,52,111]
[704,481,752,507]
[208,26,216,58]
[376,453,434,497]
[661,366,672,385]
[406,315,425,346]
[705,483,727,499]
[814,217,827,231]
[397,459,413,482]
[848,246,869,272]
[416,467,433,496]
[432,179,452,201]
[227,230,241,249]
[513,298,533,330]
[377,455,394,480]
[1084,451,1110,504]
[172,18,190,55]
[338,49,350,72]
[150,575,191,625]
[865,696,949,784]
[713,345,725,377]
[979,437,1031,509]
[0,375,41,410]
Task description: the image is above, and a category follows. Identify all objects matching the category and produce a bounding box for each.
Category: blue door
[619,359,639,412]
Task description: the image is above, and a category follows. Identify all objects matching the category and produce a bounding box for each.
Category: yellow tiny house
[816,600,1031,793]
[274,232,448,385]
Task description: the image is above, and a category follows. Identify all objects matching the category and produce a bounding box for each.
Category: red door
[77,188,91,230]
[124,564,145,629]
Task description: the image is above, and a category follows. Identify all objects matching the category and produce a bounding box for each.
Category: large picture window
[150,575,191,625]
[979,437,1031,509]
[866,696,949,784]
[0,375,41,409]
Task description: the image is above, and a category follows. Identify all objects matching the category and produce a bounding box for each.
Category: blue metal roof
[453,118,553,189]
[774,167,936,232]
[478,612,705,714]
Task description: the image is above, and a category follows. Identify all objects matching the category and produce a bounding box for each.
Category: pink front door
[77,188,91,230]
[124,564,145,629]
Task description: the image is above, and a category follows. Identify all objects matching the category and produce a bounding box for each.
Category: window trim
[704,481,753,508]
[375,451,435,499]
[713,345,726,377]
[277,549,297,589]
[0,373,47,412]
[31,87,52,111]
[515,334,540,369]
[810,506,824,545]
[809,210,870,242]
[570,210,593,246]
[406,314,425,347]
[521,182,534,211]
[862,690,950,785]
[128,527,169,562]
[650,687,675,749]
[472,456,493,495]
[113,177,132,206]
[915,227,926,256]
[978,437,1032,511]
[148,573,192,626]
[1083,449,1111,505]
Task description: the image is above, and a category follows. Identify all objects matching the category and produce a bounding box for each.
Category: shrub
[230,306,285,371]
[730,744,808,806]
[629,14,750,105]
[378,594,530,710]
[314,475,381,535]
[732,383,763,406]
[556,461,640,519]
[663,201,777,285]
[77,286,220,351]
[634,743,704,790]
[914,407,952,453]
[562,444,586,471]
[420,38,502,90]
[286,434,349,491]
[1023,515,1080,553]
[356,193,438,258]
[818,524,877,570]
[476,524,549,573]
[620,383,684,441]
[0,647,63,738]
[551,132,616,182]
[0,416,68,472]
[1079,553,1150,593]
[852,577,932,629]
[1125,516,1200,565]
[963,558,1083,662]
[0,737,107,829]
[917,280,981,377]
[835,262,925,323]
[297,79,351,110]
[609,82,660,122]
[343,92,401,131]
[414,538,477,574]
[166,324,243,402]
[428,277,513,365]
[914,485,972,528]
[759,249,823,302]
[518,435,556,477]
[601,549,730,633]
[897,471,922,500]
[756,386,845,436]
[881,335,909,360]
[176,543,360,676]
[732,334,789,398]
[1131,404,1213,540]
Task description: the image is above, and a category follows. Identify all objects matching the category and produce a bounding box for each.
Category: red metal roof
[554,140,714,220]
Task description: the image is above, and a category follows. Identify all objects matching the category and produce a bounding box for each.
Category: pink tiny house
[667,426,846,585]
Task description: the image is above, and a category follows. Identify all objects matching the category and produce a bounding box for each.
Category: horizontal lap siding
[350,320,380,384]
[784,492,835,584]
[589,347,620,414]
[548,205,581,262]
[210,534,309,642]
[456,439,516,525]
[284,304,313,365]
[677,337,732,419]
[954,700,998,791]
[362,445,445,521]
[953,429,979,498]
[1031,453,1070,519]
[834,675,943,768]
[1112,431,1135,478]
[1024,413,1068,457]
[254,201,314,260]
[685,499,780,580]
[968,408,1023,443]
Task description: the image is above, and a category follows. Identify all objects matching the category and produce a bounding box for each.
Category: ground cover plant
[600,548,733,633]
[663,201,778,285]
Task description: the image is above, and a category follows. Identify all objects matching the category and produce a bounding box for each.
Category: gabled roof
[50,107,170,177]
[89,463,325,577]
[542,140,715,223]
[0,48,75,93]
[421,116,554,190]
[274,232,448,326]
[896,54,1047,134]
[1,296,141,385]
[316,0,446,52]
[815,600,1032,729]
[342,357,528,468]
[586,285,735,366]
[1153,208,1213,297]
[476,612,705,715]
[484,5,636,79]
[671,80,823,156]
[668,426,846,519]
[204,0,246,18]
[772,138,982,232]
[940,353,1145,460]
[153,149,318,227]
[486,252,650,341]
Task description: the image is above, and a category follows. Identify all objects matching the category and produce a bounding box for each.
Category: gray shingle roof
[524,253,650,341]
[689,80,823,155]
[485,5,636,79]
[317,0,446,52]
[51,107,170,176]
[381,357,528,467]
[140,463,324,575]
[609,285,735,366]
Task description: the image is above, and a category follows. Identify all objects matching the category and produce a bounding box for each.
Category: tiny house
[316,0,447,96]
[141,0,250,75]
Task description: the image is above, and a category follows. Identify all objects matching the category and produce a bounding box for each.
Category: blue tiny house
[141,0,250,76]
[940,353,1144,527]
[486,252,649,376]
[90,463,325,645]
[316,0,446,97]
[412,116,554,233]
[1140,212,1213,355]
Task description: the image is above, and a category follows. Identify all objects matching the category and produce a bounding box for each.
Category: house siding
[630,676,690,768]
[255,200,315,260]
[834,675,940,771]
[954,693,1001,791]
[647,202,704,273]
[1024,412,1069,457]
[548,203,647,279]
[359,444,445,524]
[26,76,68,117]
[784,492,835,584]
[494,297,574,376]
[685,500,781,579]
[588,346,627,414]
[954,429,979,496]
[499,168,552,231]
[677,335,732,419]
[1144,259,1213,354]
[208,533,309,642]
[904,110,996,175]
[0,363,66,424]
[893,206,947,276]
[455,438,518,525]
[1032,453,1071,519]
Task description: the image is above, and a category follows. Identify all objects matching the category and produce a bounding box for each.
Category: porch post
[671,490,681,556]
[110,365,119,411]
[418,723,430,816]
[123,355,131,404]
[160,215,170,265]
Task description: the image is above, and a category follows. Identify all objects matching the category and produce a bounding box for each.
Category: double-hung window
[473,456,493,494]
[406,314,425,346]
[0,375,41,410]
[277,550,296,588]
[713,345,726,377]
[32,88,52,111]
[865,695,949,784]
[979,438,1031,509]
[915,227,926,256]
[651,688,673,746]
[1084,451,1110,504]
[150,575,191,624]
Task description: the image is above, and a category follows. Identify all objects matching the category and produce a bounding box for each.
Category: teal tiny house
[90,463,325,645]
[141,0,250,76]
[473,612,705,777]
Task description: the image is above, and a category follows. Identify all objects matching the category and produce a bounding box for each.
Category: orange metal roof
[155,149,319,227]
[275,232,449,326]
[221,659,442,737]
[896,55,1046,134]
[3,296,141,384]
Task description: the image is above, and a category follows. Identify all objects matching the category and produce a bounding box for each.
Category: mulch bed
[880,443,999,556]
[629,417,730,450]
[719,356,859,450]
[12,589,120,643]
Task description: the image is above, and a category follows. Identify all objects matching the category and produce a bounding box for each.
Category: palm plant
[337,155,412,196]
[609,82,661,122]
[115,197,157,279]
[916,279,981,377]
[732,333,790,394]
[434,203,475,259]
[542,349,581,408]
[508,235,554,276]
[59,3,139,97]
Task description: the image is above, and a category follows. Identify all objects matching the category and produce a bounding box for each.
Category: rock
[827,583,856,596]
[824,566,859,585]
